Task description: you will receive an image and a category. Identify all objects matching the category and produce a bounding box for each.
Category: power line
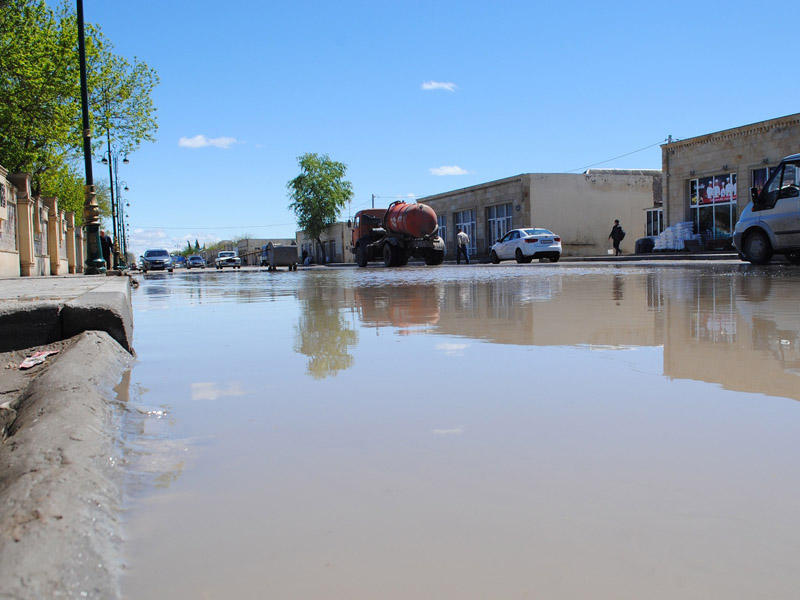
[566,138,668,173]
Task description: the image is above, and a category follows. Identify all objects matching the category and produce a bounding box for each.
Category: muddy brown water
[120,266,800,599]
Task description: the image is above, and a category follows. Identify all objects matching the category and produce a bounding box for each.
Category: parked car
[186,255,206,269]
[171,255,187,268]
[215,250,241,269]
[489,228,562,263]
[142,249,173,272]
[733,153,800,265]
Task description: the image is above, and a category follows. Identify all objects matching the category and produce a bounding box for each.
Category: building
[296,222,350,263]
[661,113,800,246]
[418,170,661,258]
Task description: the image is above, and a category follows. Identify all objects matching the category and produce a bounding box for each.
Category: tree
[287,153,353,263]
[0,0,158,212]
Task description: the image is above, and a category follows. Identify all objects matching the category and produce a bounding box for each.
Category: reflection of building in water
[663,274,800,401]
[294,280,358,379]
[344,271,800,401]
[434,275,664,348]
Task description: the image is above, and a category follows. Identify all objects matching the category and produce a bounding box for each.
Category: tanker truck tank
[384,202,438,238]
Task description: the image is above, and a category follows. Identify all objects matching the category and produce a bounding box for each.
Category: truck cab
[734,153,800,264]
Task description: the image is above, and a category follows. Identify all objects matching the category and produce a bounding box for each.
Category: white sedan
[490,228,562,263]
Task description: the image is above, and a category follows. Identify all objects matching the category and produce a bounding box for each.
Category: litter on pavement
[19,350,59,370]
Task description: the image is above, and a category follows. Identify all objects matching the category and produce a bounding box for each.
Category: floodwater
[120,266,800,599]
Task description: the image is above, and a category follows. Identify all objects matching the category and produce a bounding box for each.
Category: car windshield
[144,250,168,257]
[219,252,235,257]
[524,229,553,236]
[189,256,202,260]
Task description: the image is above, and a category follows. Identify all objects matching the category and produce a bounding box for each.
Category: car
[171,255,187,268]
[215,250,241,269]
[142,248,173,272]
[733,153,800,265]
[489,228,562,264]
[186,255,206,269]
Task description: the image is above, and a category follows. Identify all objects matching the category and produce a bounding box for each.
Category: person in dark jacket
[100,230,113,269]
[608,220,625,256]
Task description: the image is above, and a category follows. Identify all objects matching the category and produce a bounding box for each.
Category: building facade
[296,222,350,263]
[418,170,661,258]
[661,113,800,244]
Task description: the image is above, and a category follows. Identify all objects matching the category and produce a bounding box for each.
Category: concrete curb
[0,331,132,599]
[0,277,133,354]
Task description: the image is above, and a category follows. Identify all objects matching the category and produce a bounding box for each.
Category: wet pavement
[120,265,800,599]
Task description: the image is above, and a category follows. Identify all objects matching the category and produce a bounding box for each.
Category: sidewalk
[0,274,133,353]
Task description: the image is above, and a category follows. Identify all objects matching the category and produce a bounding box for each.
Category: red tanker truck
[351,201,445,267]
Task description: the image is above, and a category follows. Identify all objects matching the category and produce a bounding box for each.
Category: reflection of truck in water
[352,201,445,267]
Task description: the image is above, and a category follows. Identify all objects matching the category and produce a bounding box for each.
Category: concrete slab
[0,275,133,353]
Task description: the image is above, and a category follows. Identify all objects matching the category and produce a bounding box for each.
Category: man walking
[456,227,470,264]
[608,219,625,256]
[100,230,113,270]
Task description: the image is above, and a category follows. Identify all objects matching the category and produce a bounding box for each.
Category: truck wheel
[490,250,500,264]
[356,244,369,267]
[383,244,396,267]
[786,251,800,265]
[743,230,773,265]
[425,250,444,265]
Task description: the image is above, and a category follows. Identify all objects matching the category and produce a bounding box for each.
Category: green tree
[287,153,353,263]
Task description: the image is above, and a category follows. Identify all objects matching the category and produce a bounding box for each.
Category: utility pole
[77,0,105,274]
[371,193,375,209]
[105,127,120,268]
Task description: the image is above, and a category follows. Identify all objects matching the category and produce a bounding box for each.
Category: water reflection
[294,277,358,378]
[291,270,800,401]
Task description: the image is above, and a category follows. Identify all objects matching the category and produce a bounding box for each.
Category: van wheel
[490,250,500,264]
[786,251,800,265]
[743,230,773,265]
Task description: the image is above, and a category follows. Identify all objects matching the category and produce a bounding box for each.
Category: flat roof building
[418,170,661,258]
[661,113,800,247]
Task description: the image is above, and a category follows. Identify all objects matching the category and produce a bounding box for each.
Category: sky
[74,0,800,257]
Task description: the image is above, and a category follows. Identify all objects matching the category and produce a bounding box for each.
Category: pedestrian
[100,229,113,270]
[608,219,625,256]
[456,227,470,264]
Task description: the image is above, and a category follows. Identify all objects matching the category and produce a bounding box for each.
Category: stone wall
[0,168,19,277]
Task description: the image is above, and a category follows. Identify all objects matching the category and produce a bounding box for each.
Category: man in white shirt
[456,228,470,264]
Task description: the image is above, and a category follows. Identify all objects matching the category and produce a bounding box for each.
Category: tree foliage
[287,153,353,262]
[0,0,158,222]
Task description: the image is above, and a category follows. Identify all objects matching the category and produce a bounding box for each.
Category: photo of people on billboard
[697,173,737,204]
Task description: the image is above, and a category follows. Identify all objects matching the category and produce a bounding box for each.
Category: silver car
[734,153,800,265]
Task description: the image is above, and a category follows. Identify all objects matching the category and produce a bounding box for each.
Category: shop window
[688,173,737,239]
[454,209,476,254]
[486,203,513,249]
[646,208,664,237]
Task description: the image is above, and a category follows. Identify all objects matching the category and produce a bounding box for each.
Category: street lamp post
[77,0,105,274]
[102,140,129,269]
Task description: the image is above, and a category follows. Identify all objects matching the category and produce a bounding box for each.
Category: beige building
[296,222,350,263]
[661,113,800,246]
[418,170,662,258]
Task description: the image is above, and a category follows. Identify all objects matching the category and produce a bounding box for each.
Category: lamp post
[101,143,129,269]
[77,0,105,274]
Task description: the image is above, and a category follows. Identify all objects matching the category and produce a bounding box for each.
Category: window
[757,162,800,210]
[645,208,664,237]
[437,215,446,244]
[688,173,737,239]
[486,203,513,249]
[454,209,476,254]
[752,166,780,196]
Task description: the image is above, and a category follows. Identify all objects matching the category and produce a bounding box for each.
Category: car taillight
[554,237,561,242]
[524,238,538,243]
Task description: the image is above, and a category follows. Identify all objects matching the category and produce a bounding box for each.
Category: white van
[733,153,800,264]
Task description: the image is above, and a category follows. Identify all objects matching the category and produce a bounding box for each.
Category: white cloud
[432,426,464,435]
[178,135,237,149]
[430,166,469,176]
[421,81,457,92]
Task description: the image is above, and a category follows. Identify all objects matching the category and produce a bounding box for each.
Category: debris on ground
[19,350,59,370]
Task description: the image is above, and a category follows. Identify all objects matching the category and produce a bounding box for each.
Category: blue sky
[78,0,800,256]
